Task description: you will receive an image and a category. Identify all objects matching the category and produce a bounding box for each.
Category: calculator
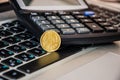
[9,0,120,45]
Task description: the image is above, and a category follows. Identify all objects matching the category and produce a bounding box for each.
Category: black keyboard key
[17,52,58,73]
[0,76,8,80]
[75,15,88,19]
[0,41,9,48]
[2,23,13,27]
[2,58,22,67]
[0,49,14,58]
[3,70,25,79]
[61,28,76,34]
[9,27,24,33]
[104,26,118,32]
[3,37,21,44]
[0,31,12,37]
[15,33,32,40]
[7,45,26,53]
[19,41,38,48]
[85,23,104,33]
[76,28,90,34]
[15,53,35,61]
[0,64,9,72]
[28,48,46,56]
[31,16,46,22]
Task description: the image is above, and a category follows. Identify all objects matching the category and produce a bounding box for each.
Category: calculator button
[71,23,85,28]
[94,18,106,22]
[51,29,61,33]
[85,23,104,33]
[0,41,9,48]
[3,37,21,44]
[36,20,50,25]
[0,64,9,72]
[15,53,35,62]
[72,11,84,15]
[19,41,38,48]
[3,70,25,79]
[66,19,79,24]
[40,24,55,30]
[47,16,60,20]
[104,27,118,32]
[76,28,90,34]
[0,76,8,80]
[61,28,76,34]
[28,48,46,56]
[7,45,26,53]
[2,58,22,67]
[61,15,74,20]
[51,20,65,24]
[99,22,111,26]
[0,49,14,58]
[0,31,12,37]
[56,24,70,28]
[58,12,70,15]
[31,16,46,22]
[75,15,88,19]
[80,19,93,23]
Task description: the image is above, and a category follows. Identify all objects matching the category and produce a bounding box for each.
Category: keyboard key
[56,24,70,29]
[3,37,21,44]
[76,28,90,34]
[72,11,84,15]
[7,45,26,53]
[15,33,32,40]
[9,27,24,33]
[0,49,14,58]
[0,31,12,37]
[51,20,65,24]
[17,53,58,73]
[19,41,38,48]
[0,76,8,80]
[15,53,35,61]
[0,64,9,72]
[71,23,85,28]
[2,23,13,27]
[2,58,22,67]
[61,28,76,34]
[85,23,104,32]
[28,48,46,56]
[3,70,25,79]
[0,41,9,48]
[66,19,79,24]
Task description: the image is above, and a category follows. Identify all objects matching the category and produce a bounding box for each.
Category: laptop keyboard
[0,20,47,80]
[0,5,119,80]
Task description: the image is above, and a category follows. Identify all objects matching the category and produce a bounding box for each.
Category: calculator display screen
[22,0,80,6]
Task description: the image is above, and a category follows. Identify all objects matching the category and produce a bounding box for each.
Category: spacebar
[17,53,60,73]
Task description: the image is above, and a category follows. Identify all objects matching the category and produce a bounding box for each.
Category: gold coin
[40,30,61,52]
